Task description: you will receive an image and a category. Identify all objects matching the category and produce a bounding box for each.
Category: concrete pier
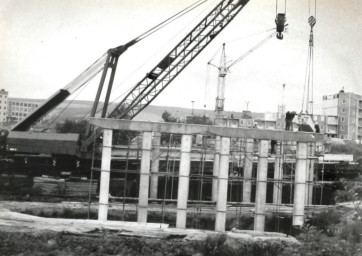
[293,142,308,226]
[137,132,152,223]
[273,142,283,205]
[176,135,192,229]
[150,132,161,199]
[305,143,316,205]
[212,136,221,202]
[215,137,231,232]
[254,140,269,231]
[98,129,113,221]
[243,139,254,203]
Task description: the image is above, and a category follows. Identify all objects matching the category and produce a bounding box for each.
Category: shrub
[311,209,341,234]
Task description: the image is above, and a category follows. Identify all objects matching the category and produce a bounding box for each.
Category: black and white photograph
[0,0,361,255]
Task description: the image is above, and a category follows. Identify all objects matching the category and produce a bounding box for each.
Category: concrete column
[293,142,308,226]
[98,129,113,221]
[150,132,161,199]
[215,137,231,232]
[243,139,254,203]
[176,134,192,229]
[254,140,269,231]
[305,143,316,205]
[137,131,152,223]
[212,136,221,202]
[273,142,283,205]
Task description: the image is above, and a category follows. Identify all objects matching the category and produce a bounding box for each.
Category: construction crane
[207,31,277,119]
[7,0,251,157]
[106,0,250,121]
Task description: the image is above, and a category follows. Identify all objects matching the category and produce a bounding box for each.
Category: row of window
[340,117,356,123]
[11,112,27,117]
[9,107,32,112]
[11,102,38,108]
[0,95,7,98]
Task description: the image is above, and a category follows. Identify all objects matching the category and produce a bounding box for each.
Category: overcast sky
[0,0,361,115]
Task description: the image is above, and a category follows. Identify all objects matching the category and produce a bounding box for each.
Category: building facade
[8,98,42,123]
[0,89,9,123]
[322,90,362,141]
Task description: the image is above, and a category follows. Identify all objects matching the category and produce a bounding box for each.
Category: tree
[55,119,88,134]
[162,111,179,123]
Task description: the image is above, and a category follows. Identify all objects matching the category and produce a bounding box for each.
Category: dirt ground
[0,200,301,256]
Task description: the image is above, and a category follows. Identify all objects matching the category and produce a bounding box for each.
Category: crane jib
[109,0,250,120]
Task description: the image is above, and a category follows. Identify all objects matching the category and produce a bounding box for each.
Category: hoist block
[308,16,316,28]
[275,13,286,40]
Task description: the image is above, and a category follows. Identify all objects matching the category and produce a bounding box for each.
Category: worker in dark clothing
[314,124,320,133]
[285,111,296,131]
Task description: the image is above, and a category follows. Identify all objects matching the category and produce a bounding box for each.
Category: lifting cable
[133,0,207,44]
[57,0,207,123]
[275,0,287,39]
[301,0,317,115]
[96,0,210,115]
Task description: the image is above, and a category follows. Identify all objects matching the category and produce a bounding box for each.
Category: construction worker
[314,124,320,133]
[285,111,296,131]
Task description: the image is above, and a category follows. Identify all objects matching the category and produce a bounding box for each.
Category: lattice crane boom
[108,0,250,120]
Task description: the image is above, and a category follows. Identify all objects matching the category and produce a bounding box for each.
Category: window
[20,103,23,106]
[341,117,345,122]
[321,125,324,130]
[342,99,346,104]
[321,116,325,121]
[342,108,345,113]
[341,126,344,131]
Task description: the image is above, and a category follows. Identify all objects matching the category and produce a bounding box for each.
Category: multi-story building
[8,98,43,123]
[255,112,278,130]
[322,90,362,141]
[0,89,9,123]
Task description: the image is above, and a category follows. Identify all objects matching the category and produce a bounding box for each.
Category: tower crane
[207,30,278,119]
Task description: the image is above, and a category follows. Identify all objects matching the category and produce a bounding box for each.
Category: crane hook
[275,13,286,40]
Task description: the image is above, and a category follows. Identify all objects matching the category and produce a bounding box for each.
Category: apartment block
[8,98,42,122]
[0,89,9,123]
[322,90,362,141]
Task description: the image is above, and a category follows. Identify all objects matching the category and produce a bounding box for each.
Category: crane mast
[108,0,249,120]
[214,43,227,118]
